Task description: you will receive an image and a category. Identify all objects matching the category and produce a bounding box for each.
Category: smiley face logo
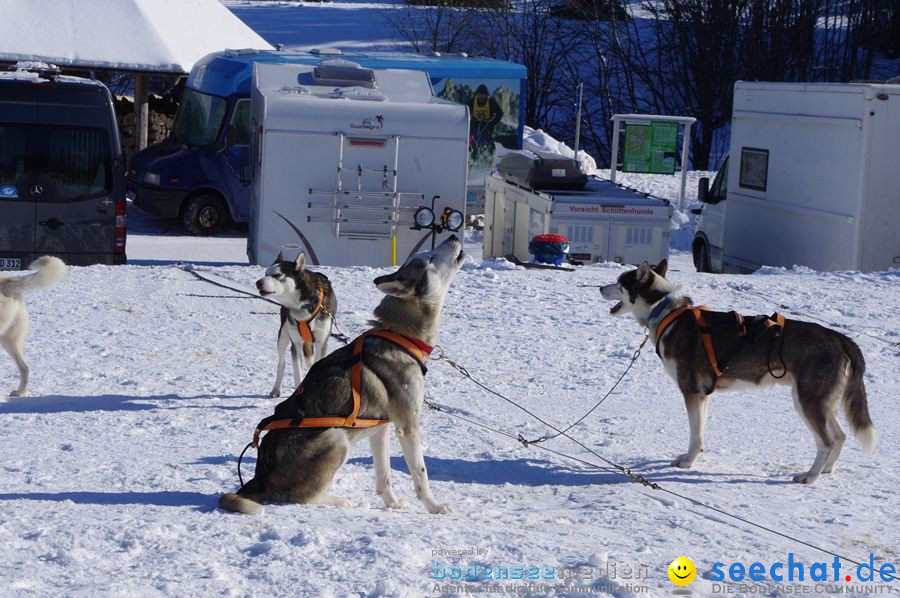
[668,556,696,586]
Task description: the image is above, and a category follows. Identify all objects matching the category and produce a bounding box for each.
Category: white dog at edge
[0,256,67,396]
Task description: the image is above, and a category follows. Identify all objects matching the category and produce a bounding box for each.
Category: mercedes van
[0,64,126,269]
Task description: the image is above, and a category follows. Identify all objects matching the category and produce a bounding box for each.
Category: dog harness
[654,305,785,377]
[251,329,432,448]
[295,288,325,344]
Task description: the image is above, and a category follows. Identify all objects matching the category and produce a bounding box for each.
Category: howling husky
[601,260,875,484]
[256,252,336,398]
[221,235,465,514]
[0,256,67,397]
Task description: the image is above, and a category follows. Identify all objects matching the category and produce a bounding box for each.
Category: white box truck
[692,81,900,273]
[248,61,469,267]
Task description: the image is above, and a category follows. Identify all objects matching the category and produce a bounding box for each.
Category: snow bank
[0,251,897,595]
[523,126,599,173]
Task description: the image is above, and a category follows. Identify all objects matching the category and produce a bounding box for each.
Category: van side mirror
[239,165,251,186]
[698,177,710,203]
[226,124,236,147]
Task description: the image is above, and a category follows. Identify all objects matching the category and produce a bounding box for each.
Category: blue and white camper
[126,48,527,235]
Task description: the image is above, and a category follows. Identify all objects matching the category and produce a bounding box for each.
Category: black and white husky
[601,260,875,484]
[221,236,465,514]
[0,257,66,397]
[256,252,336,398]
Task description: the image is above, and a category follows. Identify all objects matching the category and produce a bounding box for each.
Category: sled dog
[601,260,875,484]
[221,235,465,514]
[0,257,67,397]
[256,252,336,398]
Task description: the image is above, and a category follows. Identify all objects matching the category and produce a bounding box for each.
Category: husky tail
[839,335,876,451]
[219,492,264,515]
[4,256,67,294]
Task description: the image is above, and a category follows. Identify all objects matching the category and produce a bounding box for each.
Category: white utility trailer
[483,172,672,265]
[693,81,900,273]
[248,61,469,267]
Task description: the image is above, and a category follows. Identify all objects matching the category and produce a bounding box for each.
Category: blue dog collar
[648,294,675,323]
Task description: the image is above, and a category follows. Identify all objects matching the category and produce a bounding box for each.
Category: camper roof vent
[328,86,386,102]
[224,48,259,56]
[311,47,343,56]
[313,60,376,89]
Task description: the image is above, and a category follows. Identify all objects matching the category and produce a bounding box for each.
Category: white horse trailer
[248,61,469,267]
[483,172,671,265]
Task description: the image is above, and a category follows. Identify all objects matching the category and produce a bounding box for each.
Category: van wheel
[693,241,711,273]
[183,194,227,236]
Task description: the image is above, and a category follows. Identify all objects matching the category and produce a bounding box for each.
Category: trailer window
[710,156,728,200]
[0,123,111,201]
[44,126,111,201]
[0,126,26,190]
[739,148,768,192]
[229,99,251,146]
[172,88,227,146]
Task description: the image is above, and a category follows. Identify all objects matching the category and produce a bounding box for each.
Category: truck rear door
[0,86,37,270]
[34,86,118,266]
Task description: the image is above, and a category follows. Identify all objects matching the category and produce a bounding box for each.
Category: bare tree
[469,0,581,130]
[382,3,479,54]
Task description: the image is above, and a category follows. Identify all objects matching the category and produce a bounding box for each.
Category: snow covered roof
[0,0,273,74]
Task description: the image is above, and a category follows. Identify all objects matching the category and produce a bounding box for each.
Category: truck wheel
[183,194,227,236]
[693,241,711,273]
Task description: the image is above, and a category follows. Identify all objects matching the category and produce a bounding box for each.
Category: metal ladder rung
[309,188,424,200]
[308,216,409,226]
[307,202,420,212]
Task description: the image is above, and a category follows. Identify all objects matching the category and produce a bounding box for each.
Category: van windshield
[0,124,111,201]
[172,88,227,146]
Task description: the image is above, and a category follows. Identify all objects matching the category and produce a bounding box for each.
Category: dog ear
[374,272,415,298]
[654,259,668,278]
[636,261,653,286]
[295,252,306,272]
[274,251,283,264]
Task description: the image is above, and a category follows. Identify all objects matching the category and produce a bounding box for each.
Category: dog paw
[322,495,353,508]
[428,503,453,515]
[9,390,26,397]
[385,499,409,510]
[792,473,818,484]
[671,454,696,468]
[267,389,280,399]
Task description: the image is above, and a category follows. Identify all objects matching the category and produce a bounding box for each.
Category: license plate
[0,258,22,270]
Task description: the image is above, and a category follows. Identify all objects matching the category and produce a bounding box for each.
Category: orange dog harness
[251,329,432,447]
[655,306,785,377]
[296,288,325,344]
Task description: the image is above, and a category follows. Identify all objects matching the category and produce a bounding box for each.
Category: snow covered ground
[0,3,896,596]
[2,173,898,596]
[224,0,406,51]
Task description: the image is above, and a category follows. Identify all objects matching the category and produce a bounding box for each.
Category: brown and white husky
[221,235,465,514]
[256,252,336,398]
[601,260,875,484]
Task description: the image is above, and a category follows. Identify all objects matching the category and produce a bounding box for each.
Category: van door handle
[39,218,65,230]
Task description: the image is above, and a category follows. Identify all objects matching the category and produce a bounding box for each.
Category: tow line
[177,264,352,344]
[426,345,872,568]
[179,263,876,567]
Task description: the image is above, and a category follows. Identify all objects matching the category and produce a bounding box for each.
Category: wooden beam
[134,74,149,153]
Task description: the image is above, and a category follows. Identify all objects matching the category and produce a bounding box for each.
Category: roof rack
[11,61,61,81]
